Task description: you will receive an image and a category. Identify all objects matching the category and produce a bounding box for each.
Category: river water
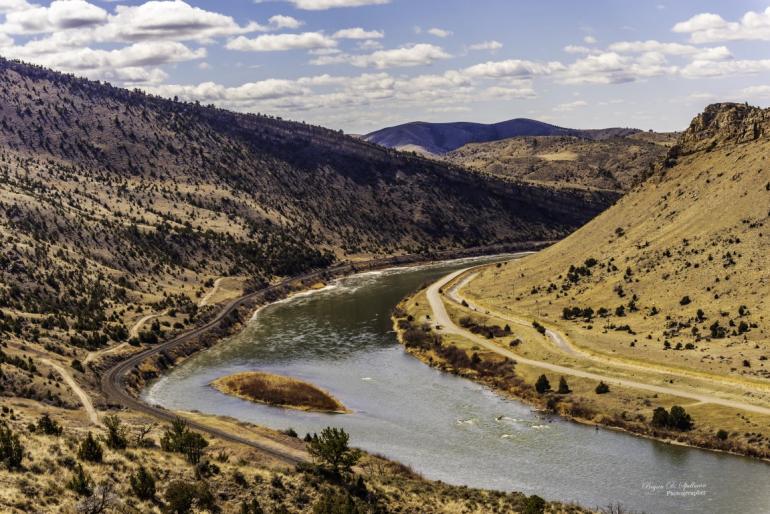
[145,255,770,513]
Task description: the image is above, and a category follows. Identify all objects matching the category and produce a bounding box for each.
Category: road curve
[43,358,102,427]
[129,309,169,339]
[101,243,549,465]
[101,275,322,466]
[428,269,770,417]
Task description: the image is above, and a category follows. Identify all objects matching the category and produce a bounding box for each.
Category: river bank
[110,241,552,400]
[392,263,770,463]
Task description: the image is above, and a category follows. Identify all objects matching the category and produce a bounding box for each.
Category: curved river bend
[146,256,770,513]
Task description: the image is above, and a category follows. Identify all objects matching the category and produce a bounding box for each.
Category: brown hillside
[466,102,769,382]
[0,57,615,407]
[447,132,676,192]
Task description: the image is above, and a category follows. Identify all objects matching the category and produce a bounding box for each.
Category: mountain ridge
[365,117,641,154]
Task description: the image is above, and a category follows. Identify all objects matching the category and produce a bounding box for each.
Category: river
[145,255,770,513]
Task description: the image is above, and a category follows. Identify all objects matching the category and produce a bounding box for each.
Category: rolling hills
[364,118,640,155]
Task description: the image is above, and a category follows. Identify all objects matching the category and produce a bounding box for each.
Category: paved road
[428,269,770,416]
[101,281,316,466]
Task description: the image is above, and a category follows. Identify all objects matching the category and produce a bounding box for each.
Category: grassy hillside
[447,132,677,192]
[0,57,620,402]
[450,103,770,454]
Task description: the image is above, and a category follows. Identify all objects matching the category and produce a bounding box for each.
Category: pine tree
[534,374,551,394]
[77,432,103,463]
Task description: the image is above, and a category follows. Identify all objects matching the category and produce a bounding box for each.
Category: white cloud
[5,40,204,70]
[227,32,337,52]
[100,1,262,42]
[148,78,309,103]
[483,85,536,99]
[318,43,451,69]
[681,59,770,79]
[0,0,32,14]
[464,59,564,79]
[269,0,390,10]
[0,0,107,34]
[560,51,675,84]
[427,27,452,38]
[583,35,597,44]
[673,8,770,43]
[738,85,770,98]
[553,99,588,112]
[332,27,384,39]
[268,15,303,29]
[468,40,502,51]
[357,39,382,50]
[686,91,717,101]
[563,45,594,54]
[608,40,731,60]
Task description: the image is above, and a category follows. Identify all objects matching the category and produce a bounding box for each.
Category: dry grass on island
[212,371,349,413]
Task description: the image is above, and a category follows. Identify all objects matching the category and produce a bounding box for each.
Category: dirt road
[42,358,102,427]
[428,269,770,416]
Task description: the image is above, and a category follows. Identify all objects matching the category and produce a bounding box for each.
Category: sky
[2,0,770,133]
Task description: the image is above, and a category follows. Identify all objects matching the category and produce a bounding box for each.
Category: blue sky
[2,0,770,133]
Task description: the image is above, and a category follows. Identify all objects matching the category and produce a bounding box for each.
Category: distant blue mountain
[364,118,640,154]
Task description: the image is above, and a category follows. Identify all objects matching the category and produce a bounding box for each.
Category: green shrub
[103,415,127,450]
[36,413,63,436]
[71,359,85,373]
[130,465,156,500]
[311,489,364,514]
[77,432,103,463]
[307,427,361,476]
[160,418,208,464]
[523,494,546,514]
[0,423,24,470]
[651,406,693,431]
[164,480,215,514]
[595,381,610,394]
[67,463,93,497]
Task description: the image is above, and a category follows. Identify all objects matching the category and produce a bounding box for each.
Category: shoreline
[102,241,552,418]
[391,275,770,464]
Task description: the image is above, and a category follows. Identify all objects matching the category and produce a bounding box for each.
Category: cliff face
[670,103,770,157]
